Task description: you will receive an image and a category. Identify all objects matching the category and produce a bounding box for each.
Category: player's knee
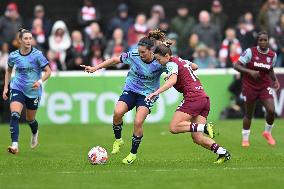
[134,118,144,127]
[113,109,124,120]
[169,126,178,134]
[11,112,20,120]
[266,108,275,116]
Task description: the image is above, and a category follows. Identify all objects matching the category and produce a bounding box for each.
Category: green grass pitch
[0,119,283,189]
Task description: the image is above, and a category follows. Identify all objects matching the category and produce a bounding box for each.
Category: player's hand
[2,88,8,100]
[273,79,280,91]
[80,65,97,73]
[32,81,41,89]
[249,70,260,79]
[145,91,159,101]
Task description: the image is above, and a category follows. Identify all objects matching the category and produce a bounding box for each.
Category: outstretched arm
[81,56,121,73]
[146,74,177,100]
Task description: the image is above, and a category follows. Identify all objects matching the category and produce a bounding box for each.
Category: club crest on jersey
[266,57,271,63]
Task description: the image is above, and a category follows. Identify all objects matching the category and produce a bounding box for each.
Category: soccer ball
[88,146,108,165]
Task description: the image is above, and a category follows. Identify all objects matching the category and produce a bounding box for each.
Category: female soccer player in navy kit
[146,42,231,164]
[234,31,280,147]
[2,29,51,154]
[81,31,203,164]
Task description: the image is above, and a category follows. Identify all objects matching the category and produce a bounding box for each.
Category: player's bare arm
[234,62,260,79]
[191,63,198,71]
[81,56,121,73]
[32,65,51,89]
[146,74,177,100]
[269,69,280,91]
[2,66,13,100]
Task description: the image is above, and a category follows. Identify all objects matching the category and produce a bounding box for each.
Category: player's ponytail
[147,29,166,42]
[18,28,32,39]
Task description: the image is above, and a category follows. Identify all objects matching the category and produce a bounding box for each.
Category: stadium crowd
[1,0,284,72]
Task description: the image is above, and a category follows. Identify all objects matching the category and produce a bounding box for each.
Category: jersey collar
[257,46,269,54]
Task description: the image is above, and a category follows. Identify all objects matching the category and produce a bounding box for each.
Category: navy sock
[131,135,143,154]
[113,122,123,139]
[10,112,20,142]
[28,120,38,135]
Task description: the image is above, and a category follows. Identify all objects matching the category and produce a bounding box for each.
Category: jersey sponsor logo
[16,67,34,73]
[253,62,271,69]
[195,86,203,90]
[133,71,155,80]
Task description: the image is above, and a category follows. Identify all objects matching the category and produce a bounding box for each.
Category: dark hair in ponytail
[18,28,32,39]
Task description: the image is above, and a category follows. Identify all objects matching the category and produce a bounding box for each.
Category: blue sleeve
[166,62,178,75]
[38,52,49,69]
[7,54,14,68]
[120,51,133,65]
[238,48,252,65]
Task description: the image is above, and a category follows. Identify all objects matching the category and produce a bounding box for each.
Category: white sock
[265,123,274,134]
[197,124,205,132]
[242,129,250,141]
[12,142,18,148]
[217,147,227,155]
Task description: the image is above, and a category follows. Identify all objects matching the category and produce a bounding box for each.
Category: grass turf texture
[0,119,283,189]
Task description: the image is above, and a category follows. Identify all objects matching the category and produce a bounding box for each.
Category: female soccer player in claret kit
[234,31,280,147]
[2,28,51,154]
[81,30,207,164]
[146,42,231,164]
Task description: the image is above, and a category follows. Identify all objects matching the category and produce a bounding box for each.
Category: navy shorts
[10,89,40,110]
[118,90,158,111]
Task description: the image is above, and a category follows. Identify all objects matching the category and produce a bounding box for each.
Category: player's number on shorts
[267,87,273,95]
[183,62,197,81]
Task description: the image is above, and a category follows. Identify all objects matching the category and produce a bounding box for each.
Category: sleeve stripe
[41,63,49,69]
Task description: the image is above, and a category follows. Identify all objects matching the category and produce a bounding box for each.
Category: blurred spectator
[258,0,284,37]
[66,30,87,70]
[147,4,165,30]
[274,12,284,67]
[158,19,171,35]
[47,50,62,71]
[192,10,221,53]
[210,0,228,37]
[170,4,196,52]
[219,28,242,68]
[84,22,106,55]
[0,43,9,70]
[193,44,219,69]
[88,45,104,67]
[27,5,52,37]
[106,3,134,40]
[77,0,100,29]
[48,20,71,70]
[0,3,23,51]
[31,18,48,52]
[127,13,149,47]
[236,14,257,50]
[104,28,128,60]
[167,33,178,56]
[179,33,200,61]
